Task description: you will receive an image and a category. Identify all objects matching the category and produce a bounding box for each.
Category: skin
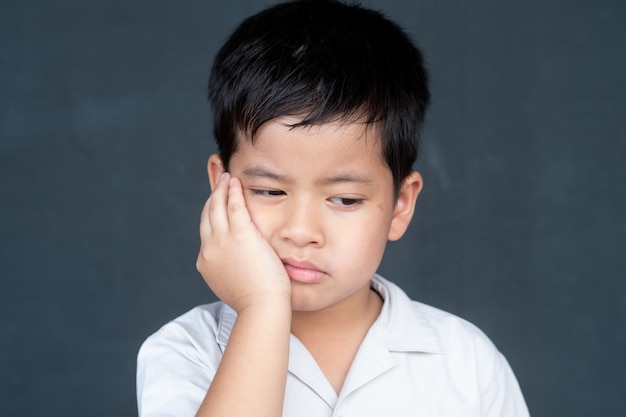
[195,116,422,417]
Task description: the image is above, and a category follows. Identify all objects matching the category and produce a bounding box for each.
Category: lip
[281,257,326,284]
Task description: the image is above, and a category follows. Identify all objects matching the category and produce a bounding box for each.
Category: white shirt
[137,275,530,417]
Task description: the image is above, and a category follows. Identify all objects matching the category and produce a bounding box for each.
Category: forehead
[235,116,386,165]
[228,117,393,185]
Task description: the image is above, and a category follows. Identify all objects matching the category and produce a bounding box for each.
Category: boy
[137,1,530,416]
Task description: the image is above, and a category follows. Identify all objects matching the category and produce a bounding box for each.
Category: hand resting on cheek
[196,172,292,313]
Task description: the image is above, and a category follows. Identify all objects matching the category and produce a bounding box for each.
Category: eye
[329,197,363,207]
[249,189,286,197]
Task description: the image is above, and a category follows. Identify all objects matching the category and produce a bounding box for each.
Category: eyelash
[329,197,363,207]
[249,189,285,197]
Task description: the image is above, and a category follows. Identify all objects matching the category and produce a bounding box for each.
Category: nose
[278,199,325,248]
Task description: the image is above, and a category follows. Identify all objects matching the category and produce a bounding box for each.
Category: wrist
[234,293,292,317]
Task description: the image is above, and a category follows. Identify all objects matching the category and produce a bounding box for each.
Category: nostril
[279,220,323,247]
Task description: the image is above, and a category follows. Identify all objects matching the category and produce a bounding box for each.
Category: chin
[289,292,330,313]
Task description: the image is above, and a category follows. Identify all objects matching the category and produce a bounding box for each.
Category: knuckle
[197,245,213,263]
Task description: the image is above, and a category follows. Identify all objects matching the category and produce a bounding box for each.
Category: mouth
[281,258,326,284]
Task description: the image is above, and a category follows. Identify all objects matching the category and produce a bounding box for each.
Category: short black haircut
[208,0,430,196]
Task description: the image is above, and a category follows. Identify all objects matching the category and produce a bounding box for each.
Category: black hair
[208,0,430,196]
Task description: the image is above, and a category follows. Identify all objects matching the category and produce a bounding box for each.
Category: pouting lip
[280,257,325,274]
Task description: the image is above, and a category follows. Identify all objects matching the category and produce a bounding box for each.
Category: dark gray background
[1,0,624,416]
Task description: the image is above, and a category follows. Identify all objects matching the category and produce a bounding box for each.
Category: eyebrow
[241,166,373,185]
[241,167,292,182]
[319,173,374,185]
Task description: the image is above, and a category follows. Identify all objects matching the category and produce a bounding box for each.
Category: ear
[207,154,225,191]
[388,171,423,241]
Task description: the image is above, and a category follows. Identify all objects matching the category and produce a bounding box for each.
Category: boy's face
[208,117,421,314]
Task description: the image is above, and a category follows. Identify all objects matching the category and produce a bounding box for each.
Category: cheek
[354,227,388,257]
[337,230,388,281]
[338,215,391,256]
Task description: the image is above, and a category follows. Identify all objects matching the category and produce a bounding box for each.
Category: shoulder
[142,301,232,342]
[373,275,504,387]
[136,301,235,417]
[415,299,498,355]
[138,301,233,364]
[373,275,530,416]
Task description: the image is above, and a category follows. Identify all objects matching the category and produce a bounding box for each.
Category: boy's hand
[196,172,292,313]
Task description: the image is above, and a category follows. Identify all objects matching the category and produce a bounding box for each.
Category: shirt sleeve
[136,313,222,417]
[480,352,531,417]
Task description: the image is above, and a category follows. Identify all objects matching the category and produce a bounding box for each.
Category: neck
[290,287,383,342]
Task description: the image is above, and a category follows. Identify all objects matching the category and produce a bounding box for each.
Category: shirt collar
[370,274,443,354]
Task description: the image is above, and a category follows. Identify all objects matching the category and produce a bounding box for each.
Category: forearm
[195,300,292,417]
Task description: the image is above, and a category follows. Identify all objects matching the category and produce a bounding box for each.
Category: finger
[226,176,254,231]
[199,195,213,241]
[206,172,231,234]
